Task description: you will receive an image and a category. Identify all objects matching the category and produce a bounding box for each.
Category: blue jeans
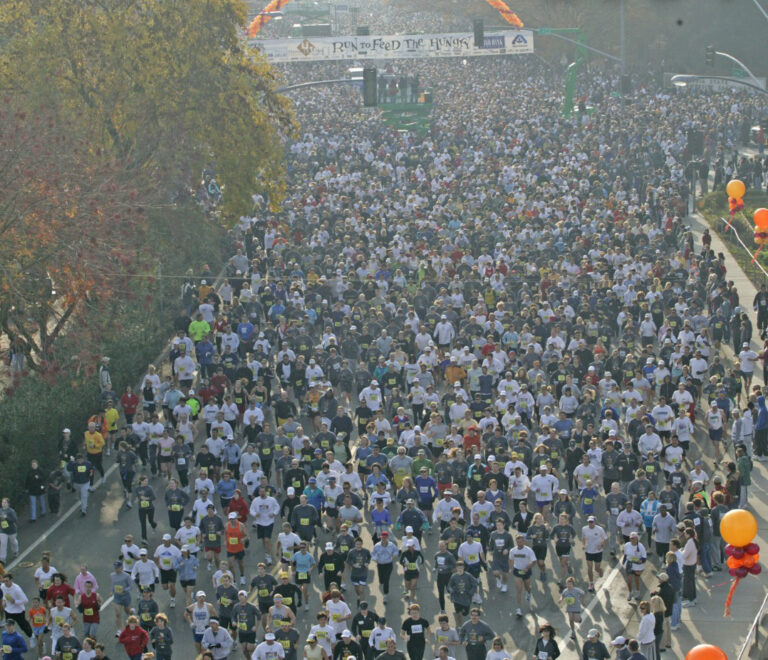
[83,622,99,638]
[700,541,713,574]
[671,595,682,627]
[29,495,46,520]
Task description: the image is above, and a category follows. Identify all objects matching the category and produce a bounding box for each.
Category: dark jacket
[25,468,46,495]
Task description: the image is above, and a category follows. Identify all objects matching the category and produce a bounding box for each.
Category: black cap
[359,601,369,610]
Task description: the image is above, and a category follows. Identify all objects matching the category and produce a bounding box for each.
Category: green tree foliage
[0,0,296,220]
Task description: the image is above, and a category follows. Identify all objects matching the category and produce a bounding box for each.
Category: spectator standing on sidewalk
[25,459,47,523]
[0,498,19,565]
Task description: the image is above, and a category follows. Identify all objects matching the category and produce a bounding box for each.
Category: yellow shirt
[84,431,105,454]
[105,408,120,432]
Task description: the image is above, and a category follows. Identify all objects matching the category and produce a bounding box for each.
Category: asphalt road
[5,450,655,660]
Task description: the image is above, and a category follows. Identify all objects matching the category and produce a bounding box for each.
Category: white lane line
[580,562,623,628]
[5,463,119,572]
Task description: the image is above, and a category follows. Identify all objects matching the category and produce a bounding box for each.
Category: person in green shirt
[411,449,434,477]
[188,313,211,342]
[736,445,752,507]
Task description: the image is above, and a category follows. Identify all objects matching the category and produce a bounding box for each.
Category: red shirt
[80,591,100,622]
[227,495,250,524]
[120,392,139,416]
[46,582,75,608]
[118,625,148,656]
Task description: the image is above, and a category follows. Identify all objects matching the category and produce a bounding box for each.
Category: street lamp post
[671,74,768,95]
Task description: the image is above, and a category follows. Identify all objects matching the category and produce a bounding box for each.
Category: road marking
[580,561,623,630]
[5,463,119,573]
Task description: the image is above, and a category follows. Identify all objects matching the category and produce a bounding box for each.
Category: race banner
[250,30,534,63]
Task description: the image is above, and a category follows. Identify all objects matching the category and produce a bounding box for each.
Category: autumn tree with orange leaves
[0,103,147,376]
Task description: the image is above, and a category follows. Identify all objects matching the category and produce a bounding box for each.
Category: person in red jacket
[227,489,250,523]
[118,615,148,660]
[120,386,140,425]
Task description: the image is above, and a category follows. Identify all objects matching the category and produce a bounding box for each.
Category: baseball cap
[587,629,599,639]
[139,548,147,555]
[196,590,206,598]
[405,526,414,533]
[744,342,750,347]
[380,530,389,536]
[474,453,482,460]
[630,531,639,538]
[228,512,238,519]
[265,633,276,640]
[181,544,190,551]
[162,533,172,540]
[63,428,71,434]
[287,487,295,495]
[610,636,626,646]
[113,561,122,568]
[238,590,248,597]
[325,542,334,550]
[559,489,567,495]
[309,477,317,483]
[587,515,595,522]
[371,379,378,385]
[360,601,369,609]
[342,630,352,638]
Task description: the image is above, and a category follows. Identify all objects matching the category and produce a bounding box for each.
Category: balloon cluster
[725,542,761,577]
[727,178,745,212]
[720,509,761,616]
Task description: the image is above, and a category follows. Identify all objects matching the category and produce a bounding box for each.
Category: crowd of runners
[2,4,768,660]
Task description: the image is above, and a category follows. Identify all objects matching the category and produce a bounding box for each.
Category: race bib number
[84,608,94,616]
[208,533,218,542]
[300,518,309,526]
[77,466,87,473]
[171,504,182,511]
[239,621,248,630]
[229,537,239,545]
[263,448,271,455]
[141,500,150,508]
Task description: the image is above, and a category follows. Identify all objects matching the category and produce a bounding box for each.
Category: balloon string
[753,245,764,263]
[724,577,741,617]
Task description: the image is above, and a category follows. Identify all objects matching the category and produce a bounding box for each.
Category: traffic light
[705,45,715,67]
[363,66,377,107]
[473,19,484,48]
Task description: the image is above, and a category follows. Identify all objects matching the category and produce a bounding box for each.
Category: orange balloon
[720,509,758,547]
[686,644,728,660]
[727,179,746,198]
[742,554,759,568]
[727,556,740,569]
[755,208,768,230]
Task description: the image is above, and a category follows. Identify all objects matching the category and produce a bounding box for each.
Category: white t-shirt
[249,496,280,526]
[581,525,608,554]
[508,545,536,571]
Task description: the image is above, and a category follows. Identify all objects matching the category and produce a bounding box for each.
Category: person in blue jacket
[1,619,28,660]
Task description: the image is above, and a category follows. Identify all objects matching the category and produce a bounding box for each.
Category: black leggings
[139,507,156,539]
[407,640,425,660]
[377,563,393,595]
[437,572,451,611]
[89,452,104,483]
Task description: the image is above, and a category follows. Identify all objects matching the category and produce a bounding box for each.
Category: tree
[0,103,147,375]
[0,0,296,222]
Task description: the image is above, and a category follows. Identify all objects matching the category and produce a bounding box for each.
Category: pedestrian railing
[737,592,768,660]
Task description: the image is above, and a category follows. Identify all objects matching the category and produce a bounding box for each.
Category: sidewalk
[668,213,768,657]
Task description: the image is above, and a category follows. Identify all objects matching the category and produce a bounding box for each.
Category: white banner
[251,30,534,63]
